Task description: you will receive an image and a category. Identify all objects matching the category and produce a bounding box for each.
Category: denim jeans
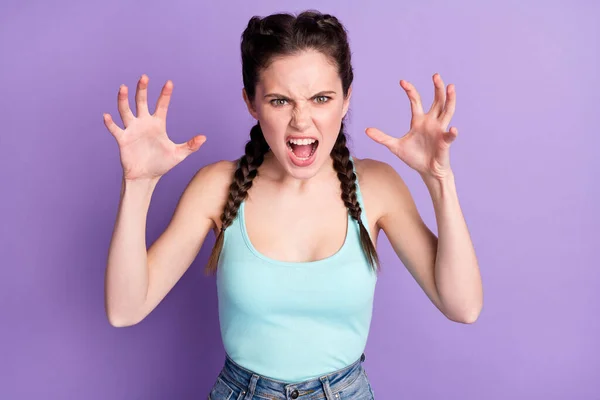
[208,353,375,399]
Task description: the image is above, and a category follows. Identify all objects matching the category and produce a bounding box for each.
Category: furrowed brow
[263,90,337,99]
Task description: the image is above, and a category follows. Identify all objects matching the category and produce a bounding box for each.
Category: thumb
[443,126,458,144]
[177,135,207,159]
[365,127,397,149]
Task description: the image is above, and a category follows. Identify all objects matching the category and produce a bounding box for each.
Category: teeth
[288,138,318,161]
[288,138,316,145]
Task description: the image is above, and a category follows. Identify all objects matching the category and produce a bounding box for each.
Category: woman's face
[243,49,352,180]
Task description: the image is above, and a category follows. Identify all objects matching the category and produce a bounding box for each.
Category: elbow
[107,317,135,328]
[457,311,480,324]
[440,287,484,324]
[104,295,146,327]
[107,314,141,328]
[106,308,143,328]
[446,306,482,324]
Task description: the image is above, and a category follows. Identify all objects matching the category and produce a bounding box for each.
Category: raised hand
[365,73,458,181]
[103,74,207,181]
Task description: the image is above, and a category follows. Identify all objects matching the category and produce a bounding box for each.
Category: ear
[342,85,352,119]
[242,88,259,120]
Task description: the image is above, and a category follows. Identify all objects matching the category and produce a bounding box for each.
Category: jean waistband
[220,352,366,397]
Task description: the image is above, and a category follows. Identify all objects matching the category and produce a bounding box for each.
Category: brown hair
[205,10,380,274]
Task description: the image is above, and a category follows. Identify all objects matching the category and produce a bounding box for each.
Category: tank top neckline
[239,201,351,267]
[238,156,361,267]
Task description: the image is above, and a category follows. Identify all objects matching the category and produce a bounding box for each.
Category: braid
[205,123,269,275]
[331,122,380,272]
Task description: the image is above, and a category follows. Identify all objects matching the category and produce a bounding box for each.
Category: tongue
[291,144,313,158]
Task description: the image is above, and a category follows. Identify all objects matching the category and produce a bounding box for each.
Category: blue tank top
[216,156,378,383]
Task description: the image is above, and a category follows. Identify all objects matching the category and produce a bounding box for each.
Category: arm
[364,73,482,323]
[104,177,158,327]
[423,171,482,323]
[370,160,482,323]
[104,160,232,327]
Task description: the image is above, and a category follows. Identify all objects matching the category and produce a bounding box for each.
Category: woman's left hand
[365,73,458,181]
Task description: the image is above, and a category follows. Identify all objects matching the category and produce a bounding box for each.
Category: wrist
[421,171,455,198]
[121,176,160,195]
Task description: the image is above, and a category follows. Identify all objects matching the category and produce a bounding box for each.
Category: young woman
[103,10,482,400]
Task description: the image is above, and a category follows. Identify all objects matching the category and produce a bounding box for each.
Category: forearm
[423,172,483,323]
[104,177,159,326]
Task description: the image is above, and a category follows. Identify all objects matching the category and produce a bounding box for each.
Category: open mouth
[286,138,319,161]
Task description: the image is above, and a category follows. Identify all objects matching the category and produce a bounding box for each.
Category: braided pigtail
[204,123,269,275]
[330,122,380,272]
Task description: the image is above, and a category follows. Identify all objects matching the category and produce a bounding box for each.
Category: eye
[314,96,331,104]
[270,98,288,107]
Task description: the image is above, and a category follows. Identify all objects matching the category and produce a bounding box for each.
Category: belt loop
[243,374,259,400]
[319,376,336,400]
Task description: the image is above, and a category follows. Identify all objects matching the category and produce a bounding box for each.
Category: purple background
[1,0,598,398]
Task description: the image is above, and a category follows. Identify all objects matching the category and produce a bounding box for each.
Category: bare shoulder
[186,159,236,231]
[352,156,395,177]
[190,159,236,188]
[352,157,413,227]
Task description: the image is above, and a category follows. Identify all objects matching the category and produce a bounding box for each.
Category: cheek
[256,110,288,145]
[313,109,343,136]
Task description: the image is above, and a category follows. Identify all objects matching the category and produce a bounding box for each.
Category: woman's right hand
[103,74,207,181]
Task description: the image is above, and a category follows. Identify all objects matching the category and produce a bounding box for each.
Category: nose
[290,103,311,131]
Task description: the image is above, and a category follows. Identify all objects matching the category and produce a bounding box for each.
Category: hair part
[205,10,380,275]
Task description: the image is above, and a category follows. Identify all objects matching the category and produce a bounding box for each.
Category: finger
[365,127,397,150]
[175,135,207,160]
[135,74,150,117]
[103,113,124,140]
[440,84,456,128]
[443,126,459,144]
[427,73,446,118]
[399,80,424,116]
[117,84,135,127]
[154,80,173,121]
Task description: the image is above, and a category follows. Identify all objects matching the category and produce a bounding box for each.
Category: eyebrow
[263,90,337,99]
